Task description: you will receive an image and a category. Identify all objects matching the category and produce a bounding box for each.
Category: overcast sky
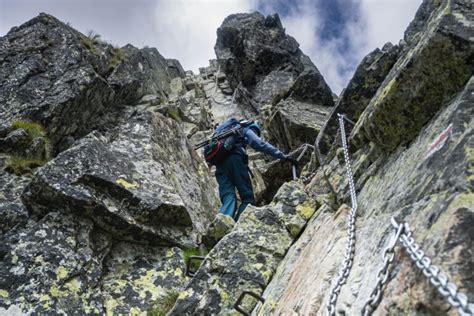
[0,0,421,94]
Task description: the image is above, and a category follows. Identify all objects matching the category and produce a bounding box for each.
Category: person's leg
[215,163,237,218]
[230,155,255,220]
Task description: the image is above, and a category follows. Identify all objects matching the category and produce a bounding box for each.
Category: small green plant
[165,108,182,123]
[108,47,125,69]
[5,155,48,176]
[4,120,51,175]
[86,30,102,43]
[147,290,180,316]
[80,30,107,55]
[183,247,208,272]
[11,120,51,157]
[11,120,46,139]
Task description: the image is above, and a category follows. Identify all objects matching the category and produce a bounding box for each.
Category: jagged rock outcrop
[212,12,334,202]
[259,75,474,315]
[168,181,316,315]
[317,42,401,157]
[0,13,182,153]
[1,0,473,314]
[350,0,473,153]
[254,0,474,314]
[22,109,218,247]
[0,12,218,315]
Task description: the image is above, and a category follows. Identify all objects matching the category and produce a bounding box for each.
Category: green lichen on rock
[367,36,471,151]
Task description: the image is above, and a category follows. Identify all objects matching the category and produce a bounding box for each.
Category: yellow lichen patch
[132,270,162,302]
[177,290,189,300]
[56,266,68,280]
[378,78,397,103]
[219,289,231,304]
[105,298,120,316]
[39,294,51,309]
[296,201,316,220]
[50,285,60,298]
[12,255,18,264]
[0,289,9,298]
[130,306,144,315]
[64,278,81,294]
[110,279,128,294]
[174,267,183,277]
[116,178,138,190]
[252,263,264,270]
[34,255,44,264]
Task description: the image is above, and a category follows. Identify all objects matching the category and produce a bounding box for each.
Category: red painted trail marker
[425,123,453,159]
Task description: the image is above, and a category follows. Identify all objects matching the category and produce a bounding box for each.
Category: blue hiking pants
[215,154,255,220]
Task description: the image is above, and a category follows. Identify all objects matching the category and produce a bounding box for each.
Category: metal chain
[393,219,474,316]
[322,113,472,315]
[361,220,405,315]
[326,114,358,316]
[362,218,474,315]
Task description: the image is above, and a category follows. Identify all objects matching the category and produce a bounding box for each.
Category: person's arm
[244,128,287,160]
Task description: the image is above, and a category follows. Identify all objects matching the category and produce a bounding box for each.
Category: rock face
[1,0,473,315]
[254,0,474,315]
[213,12,334,202]
[0,12,216,315]
[317,42,401,157]
[168,181,316,315]
[22,109,218,247]
[0,13,181,153]
[350,0,473,153]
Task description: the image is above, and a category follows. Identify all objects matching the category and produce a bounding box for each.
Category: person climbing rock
[205,118,297,221]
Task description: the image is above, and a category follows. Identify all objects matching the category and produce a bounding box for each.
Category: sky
[0,0,422,95]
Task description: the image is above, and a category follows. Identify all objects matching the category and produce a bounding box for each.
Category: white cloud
[153,0,256,73]
[360,0,422,50]
[256,0,421,95]
[0,0,422,95]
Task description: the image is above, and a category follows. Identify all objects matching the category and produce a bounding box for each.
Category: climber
[208,118,297,221]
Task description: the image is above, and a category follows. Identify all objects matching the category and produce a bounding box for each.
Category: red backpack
[203,118,243,165]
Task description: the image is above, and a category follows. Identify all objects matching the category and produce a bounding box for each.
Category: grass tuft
[147,290,180,316]
[165,108,182,123]
[108,47,125,69]
[5,155,48,176]
[11,120,46,139]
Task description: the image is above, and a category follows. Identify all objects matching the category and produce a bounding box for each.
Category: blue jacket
[234,127,286,160]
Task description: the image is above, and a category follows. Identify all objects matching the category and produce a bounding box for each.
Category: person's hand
[284,155,298,165]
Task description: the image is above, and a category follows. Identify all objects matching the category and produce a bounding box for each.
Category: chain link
[392,219,474,316]
[361,220,404,315]
[326,114,358,316]
[361,218,474,315]
[322,113,472,315]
